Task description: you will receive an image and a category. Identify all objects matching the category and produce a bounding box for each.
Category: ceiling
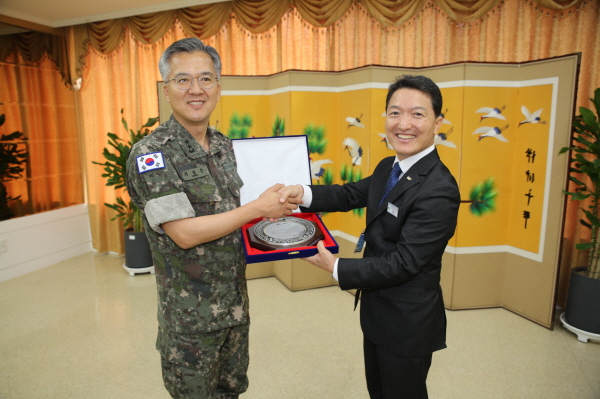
[0,0,227,35]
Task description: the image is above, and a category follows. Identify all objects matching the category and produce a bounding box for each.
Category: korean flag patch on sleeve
[137,152,166,173]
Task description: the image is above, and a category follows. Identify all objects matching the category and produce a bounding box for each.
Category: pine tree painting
[304,124,327,155]
[351,168,365,217]
[272,115,285,136]
[228,112,252,139]
[462,178,498,216]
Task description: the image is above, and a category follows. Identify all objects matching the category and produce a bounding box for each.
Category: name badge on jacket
[387,202,399,217]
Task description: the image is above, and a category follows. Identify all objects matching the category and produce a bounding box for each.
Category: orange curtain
[0,55,83,217]
[72,0,599,258]
[70,0,598,106]
[61,0,587,81]
[81,31,185,253]
[0,0,590,87]
[0,31,72,87]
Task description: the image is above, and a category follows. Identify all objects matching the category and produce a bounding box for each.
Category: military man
[127,37,299,398]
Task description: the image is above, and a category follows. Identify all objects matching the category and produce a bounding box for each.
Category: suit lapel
[372,157,394,204]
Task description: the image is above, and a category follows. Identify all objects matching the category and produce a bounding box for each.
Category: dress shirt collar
[395,145,435,175]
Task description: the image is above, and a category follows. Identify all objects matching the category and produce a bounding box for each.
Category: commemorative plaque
[233,136,339,263]
[247,216,324,252]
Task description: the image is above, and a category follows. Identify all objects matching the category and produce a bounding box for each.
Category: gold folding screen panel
[159,54,579,328]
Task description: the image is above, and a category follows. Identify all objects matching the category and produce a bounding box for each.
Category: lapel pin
[407,176,412,181]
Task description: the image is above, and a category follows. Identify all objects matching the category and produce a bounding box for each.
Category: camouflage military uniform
[126,115,249,398]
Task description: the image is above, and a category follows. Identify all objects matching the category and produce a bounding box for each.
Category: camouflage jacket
[126,116,248,334]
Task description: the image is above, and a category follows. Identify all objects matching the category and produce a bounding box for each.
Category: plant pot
[564,266,600,335]
[124,230,153,269]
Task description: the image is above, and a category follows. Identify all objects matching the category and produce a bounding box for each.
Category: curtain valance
[0,0,587,89]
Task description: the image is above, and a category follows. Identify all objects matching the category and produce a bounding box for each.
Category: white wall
[0,204,93,282]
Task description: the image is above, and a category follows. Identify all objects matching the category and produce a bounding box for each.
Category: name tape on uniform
[137,152,165,173]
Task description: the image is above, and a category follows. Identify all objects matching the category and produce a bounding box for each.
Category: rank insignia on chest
[136,152,166,173]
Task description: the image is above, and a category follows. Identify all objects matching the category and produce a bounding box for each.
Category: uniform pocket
[223,162,243,198]
[180,168,222,203]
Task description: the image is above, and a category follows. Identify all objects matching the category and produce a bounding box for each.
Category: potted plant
[0,114,28,221]
[93,109,159,273]
[559,87,600,341]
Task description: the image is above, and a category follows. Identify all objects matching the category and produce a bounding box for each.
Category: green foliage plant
[92,109,159,232]
[0,114,29,221]
[559,88,600,279]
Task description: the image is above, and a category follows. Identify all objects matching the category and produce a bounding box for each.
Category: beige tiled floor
[1,252,599,399]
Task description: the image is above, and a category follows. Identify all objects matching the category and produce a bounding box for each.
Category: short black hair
[385,75,443,117]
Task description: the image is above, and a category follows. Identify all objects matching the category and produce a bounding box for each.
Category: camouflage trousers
[157,322,250,399]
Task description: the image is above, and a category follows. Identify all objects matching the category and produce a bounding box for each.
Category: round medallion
[247,216,323,251]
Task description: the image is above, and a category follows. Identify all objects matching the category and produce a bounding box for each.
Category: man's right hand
[278,184,304,205]
[163,183,303,249]
[254,183,302,219]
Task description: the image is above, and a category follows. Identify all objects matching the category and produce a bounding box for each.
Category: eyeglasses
[166,75,218,90]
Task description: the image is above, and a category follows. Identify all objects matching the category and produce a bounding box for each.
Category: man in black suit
[280,75,460,398]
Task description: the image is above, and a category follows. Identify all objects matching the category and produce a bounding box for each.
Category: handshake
[253,183,305,220]
[252,183,336,272]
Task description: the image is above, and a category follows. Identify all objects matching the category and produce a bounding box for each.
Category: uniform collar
[168,115,221,158]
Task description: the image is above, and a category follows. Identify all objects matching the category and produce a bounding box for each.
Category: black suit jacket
[305,149,460,357]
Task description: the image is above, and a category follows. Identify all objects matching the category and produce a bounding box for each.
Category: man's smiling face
[384,88,443,161]
[163,51,220,134]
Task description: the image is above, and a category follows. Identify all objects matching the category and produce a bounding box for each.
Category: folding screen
[158,54,580,328]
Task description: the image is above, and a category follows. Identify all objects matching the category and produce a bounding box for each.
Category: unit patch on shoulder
[137,152,166,173]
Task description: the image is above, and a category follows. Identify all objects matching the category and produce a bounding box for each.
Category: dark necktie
[379,162,402,206]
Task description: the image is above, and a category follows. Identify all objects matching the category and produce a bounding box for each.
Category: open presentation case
[232,135,339,264]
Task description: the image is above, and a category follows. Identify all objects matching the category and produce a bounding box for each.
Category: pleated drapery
[0,56,83,216]
[0,0,590,88]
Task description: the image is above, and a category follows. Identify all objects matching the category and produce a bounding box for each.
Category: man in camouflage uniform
[126,38,298,399]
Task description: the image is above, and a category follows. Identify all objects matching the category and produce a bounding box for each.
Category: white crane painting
[476,106,507,121]
[345,114,365,128]
[473,125,509,142]
[310,159,333,182]
[519,106,546,127]
[435,127,457,148]
[343,137,363,166]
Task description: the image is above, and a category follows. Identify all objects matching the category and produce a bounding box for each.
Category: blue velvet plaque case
[232,136,339,264]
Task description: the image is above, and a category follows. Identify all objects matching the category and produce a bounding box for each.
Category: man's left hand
[302,240,336,274]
